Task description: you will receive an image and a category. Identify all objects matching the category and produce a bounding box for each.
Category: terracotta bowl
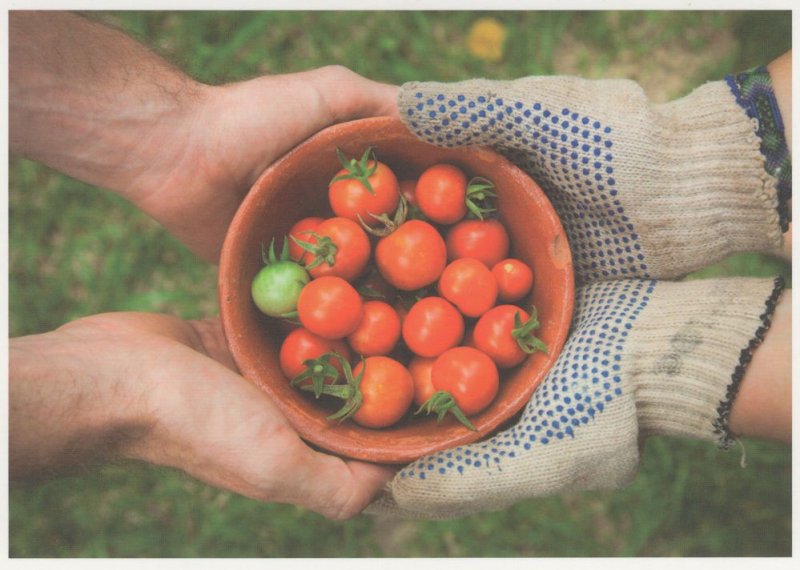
[218,117,574,464]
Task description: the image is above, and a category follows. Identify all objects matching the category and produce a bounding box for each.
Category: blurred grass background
[8,10,791,557]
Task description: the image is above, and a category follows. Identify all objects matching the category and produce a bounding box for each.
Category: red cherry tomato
[347,300,402,356]
[297,276,364,339]
[408,356,437,407]
[351,356,414,428]
[375,220,447,291]
[329,152,399,226]
[299,217,371,282]
[432,346,499,416]
[279,327,351,386]
[393,300,412,329]
[438,257,498,317]
[287,217,323,261]
[473,305,533,368]
[415,163,468,224]
[398,179,419,207]
[446,219,510,267]
[402,296,464,358]
[492,258,534,302]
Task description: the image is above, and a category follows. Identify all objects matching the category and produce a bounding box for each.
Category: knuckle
[316,64,356,81]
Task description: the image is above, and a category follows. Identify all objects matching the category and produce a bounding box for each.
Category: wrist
[116,80,214,202]
[9,11,209,202]
[728,288,792,442]
[9,322,156,478]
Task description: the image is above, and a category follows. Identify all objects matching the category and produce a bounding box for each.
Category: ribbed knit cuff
[626,277,785,447]
[637,82,783,268]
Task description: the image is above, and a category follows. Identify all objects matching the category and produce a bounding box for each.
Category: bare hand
[132,67,399,262]
[10,312,395,520]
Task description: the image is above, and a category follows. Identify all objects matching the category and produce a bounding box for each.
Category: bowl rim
[218,116,574,464]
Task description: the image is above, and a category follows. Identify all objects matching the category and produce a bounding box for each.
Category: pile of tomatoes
[251,148,546,430]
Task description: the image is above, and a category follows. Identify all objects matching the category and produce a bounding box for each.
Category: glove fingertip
[398,81,487,147]
[397,82,421,117]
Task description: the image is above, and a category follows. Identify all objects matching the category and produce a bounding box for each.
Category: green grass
[8,10,792,558]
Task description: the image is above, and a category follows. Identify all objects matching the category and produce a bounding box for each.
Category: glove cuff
[726,66,792,232]
[637,81,783,272]
[628,276,785,447]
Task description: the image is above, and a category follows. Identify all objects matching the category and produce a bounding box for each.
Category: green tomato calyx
[290,231,338,271]
[512,307,549,355]
[415,390,476,431]
[465,176,498,220]
[261,236,292,265]
[359,194,408,237]
[290,354,344,399]
[298,353,365,423]
[331,147,378,195]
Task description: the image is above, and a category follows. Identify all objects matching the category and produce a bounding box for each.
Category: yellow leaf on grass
[467,17,507,62]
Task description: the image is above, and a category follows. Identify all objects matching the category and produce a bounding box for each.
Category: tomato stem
[359,194,409,237]
[261,237,292,265]
[290,354,344,399]
[290,232,338,270]
[298,353,366,423]
[331,147,378,195]
[415,390,476,431]
[511,307,549,355]
[465,177,498,220]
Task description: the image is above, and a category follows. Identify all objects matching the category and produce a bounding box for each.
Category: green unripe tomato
[251,260,310,317]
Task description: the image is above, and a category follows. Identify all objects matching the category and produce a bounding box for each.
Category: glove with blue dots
[365,72,789,519]
[398,74,787,284]
[368,277,784,519]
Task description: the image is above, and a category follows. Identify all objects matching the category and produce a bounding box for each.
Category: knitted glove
[367,276,784,519]
[366,67,790,519]
[398,69,789,284]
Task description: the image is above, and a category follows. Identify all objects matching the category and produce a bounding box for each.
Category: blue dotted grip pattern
[405,90,650,284]
[399,279,657,480]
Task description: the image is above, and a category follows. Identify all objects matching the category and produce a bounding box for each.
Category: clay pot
[218,117,573,464]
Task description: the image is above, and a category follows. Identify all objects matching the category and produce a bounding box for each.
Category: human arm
[9,312,394,520]
[9,10,402,520]
[729,288,791,443]
[9,11,398,262]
